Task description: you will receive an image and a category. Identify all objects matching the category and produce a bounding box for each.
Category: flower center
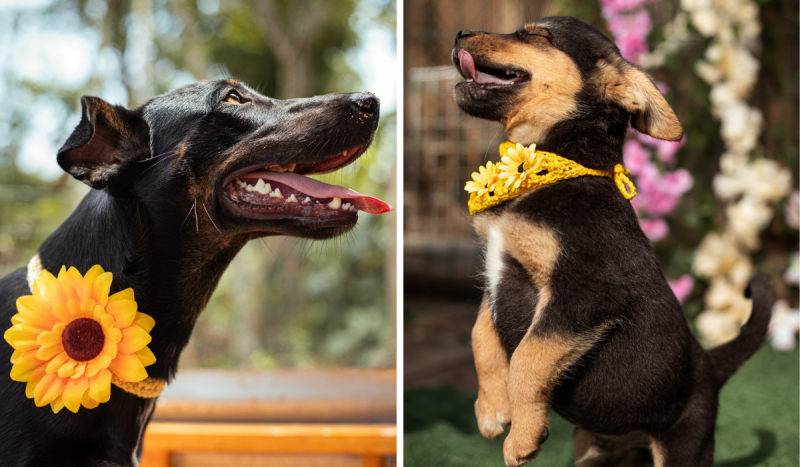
[62,318,105,361]
[518,163,525,173]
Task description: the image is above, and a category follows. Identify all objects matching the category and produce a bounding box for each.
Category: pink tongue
[239,171,393,214]
[459,50,476,80]
[458,49,517,85]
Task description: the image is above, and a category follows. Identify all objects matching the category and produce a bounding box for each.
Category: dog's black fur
[453,17,774,467]
[0,80,380,466]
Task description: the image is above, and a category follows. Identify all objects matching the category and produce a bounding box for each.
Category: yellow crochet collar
[465,141,636,215]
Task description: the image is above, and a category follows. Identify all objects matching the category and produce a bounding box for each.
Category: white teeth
[328,197,342,209]
[269,188,284,198]
[287,194,298,203]
[302,197,311,204]
[245,183,256,192]
[342,202,351,211]
[350,205,357,212]
[236,178,247,188]
[254,179,272,195]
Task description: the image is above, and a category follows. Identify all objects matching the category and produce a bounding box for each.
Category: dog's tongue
[459,50,476,80]
[458,49,518,85]
[240,171,393,214]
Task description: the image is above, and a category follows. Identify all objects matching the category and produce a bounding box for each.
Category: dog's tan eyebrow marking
[521,24,551,37]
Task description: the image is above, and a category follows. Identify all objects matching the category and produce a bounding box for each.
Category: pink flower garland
[600,0,695,301]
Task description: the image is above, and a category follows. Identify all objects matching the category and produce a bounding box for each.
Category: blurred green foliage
[0,0,397,369]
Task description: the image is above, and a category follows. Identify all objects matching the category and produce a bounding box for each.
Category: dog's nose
[456,29,475,43]
[351,92,378,116]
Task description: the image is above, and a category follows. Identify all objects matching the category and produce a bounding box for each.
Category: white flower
[697,310,740,345]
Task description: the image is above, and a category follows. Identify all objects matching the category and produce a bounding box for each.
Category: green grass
[404,346,799,466]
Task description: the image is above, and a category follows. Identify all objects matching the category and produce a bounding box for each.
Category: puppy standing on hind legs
[454,17,775,467]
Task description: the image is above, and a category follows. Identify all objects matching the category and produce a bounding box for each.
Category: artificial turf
[404,346,799,466]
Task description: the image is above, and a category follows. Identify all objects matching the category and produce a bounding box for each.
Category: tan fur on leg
[503,332,607,467]
[472,297,512,440]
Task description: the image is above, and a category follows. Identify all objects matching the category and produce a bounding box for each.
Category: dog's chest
[474,213,561,352]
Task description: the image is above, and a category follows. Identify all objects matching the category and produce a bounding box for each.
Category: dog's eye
[225,92,243,104]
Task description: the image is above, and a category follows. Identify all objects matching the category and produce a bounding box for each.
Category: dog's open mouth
[456,50,530,86]
[224,145,393,220]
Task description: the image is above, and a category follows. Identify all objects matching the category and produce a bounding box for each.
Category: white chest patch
[485,225,505,306]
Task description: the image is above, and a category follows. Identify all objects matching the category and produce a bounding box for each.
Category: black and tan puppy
[0,80,390,466]
[452,17,774,467]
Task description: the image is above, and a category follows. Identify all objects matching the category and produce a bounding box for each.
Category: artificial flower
[4,265,155,413]
[668,274,694,304]
[498,143,540,190]
[769,300,800,352]
[464,161,500,197]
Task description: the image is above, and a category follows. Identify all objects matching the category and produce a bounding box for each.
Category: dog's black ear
[600,61,684,141]
[57,96,140,189]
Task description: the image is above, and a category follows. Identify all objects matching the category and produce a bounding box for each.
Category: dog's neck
[528,103,630,172]
[37,189,246,381]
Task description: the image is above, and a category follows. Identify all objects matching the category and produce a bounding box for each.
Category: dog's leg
[650,408,716,467]
[502,329,605,467]
[573,427,653,467]
[472,295,511,439]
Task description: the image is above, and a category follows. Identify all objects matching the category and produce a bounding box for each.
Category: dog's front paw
[502,422,549,467]
[475,391,511,440]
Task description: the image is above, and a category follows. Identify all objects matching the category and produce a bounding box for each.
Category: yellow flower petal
[119,325,152,354]
[88,369,112,403]
[34,373,65,407]
[10,349,22,364]
[91,272,113,307]
[109,353,148,382]
[35,342,63,361]
[108,288,134,303]
[104,326,122,344]
[63,377,89,413]
[136,347,156,367]
[80,299,98,319]
[50,396,65,414]
[81,392,100,409]
[100,313,115,330]
[67,267,90,302]
[36,271,66,305]
[15,296,57,329]
[71,362,86,379]
[102,339,118,360]
[85,358,101,378]
[133,312,155,332]
[52,301,73,323]
[35,323,64,347]
[45,352,70,374]
[83,265,105,290]
[10,350,47,382]
[96,353,112,370]
[58,360,77,378]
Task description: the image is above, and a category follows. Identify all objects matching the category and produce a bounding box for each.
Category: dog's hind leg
[650,412,716,467]
[472,295,512,440]
[573,427,652,467]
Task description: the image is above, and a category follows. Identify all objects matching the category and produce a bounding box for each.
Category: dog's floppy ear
[57,96,141,189]
[599,60,683,141]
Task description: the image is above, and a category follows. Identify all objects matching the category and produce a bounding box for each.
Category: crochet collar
[465,141,636,215]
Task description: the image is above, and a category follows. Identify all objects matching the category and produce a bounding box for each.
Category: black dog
[452,17,774,466]
[0,80,389,466]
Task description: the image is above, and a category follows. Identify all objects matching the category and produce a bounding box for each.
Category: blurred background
[0,0,396,371]
[403,0,798,465]
[0,0,397,465]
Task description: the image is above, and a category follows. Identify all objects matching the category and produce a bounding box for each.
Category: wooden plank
[362,456,384,467]
[152,370,396,423]
[142,422,397,456]
[139,449,169,467]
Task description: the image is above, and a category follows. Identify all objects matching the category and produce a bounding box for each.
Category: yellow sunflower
[4,265,155,413]
[465,161,500,196]
[497,142,541,190]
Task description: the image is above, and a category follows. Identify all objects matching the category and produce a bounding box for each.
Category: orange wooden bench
[138,369,397,467]
[140,422,397,467]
